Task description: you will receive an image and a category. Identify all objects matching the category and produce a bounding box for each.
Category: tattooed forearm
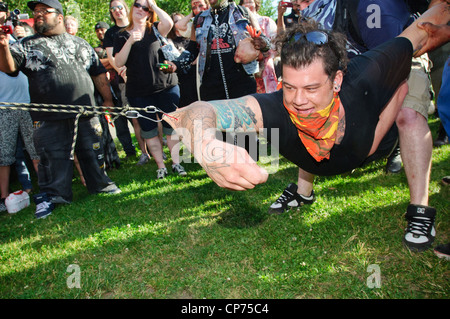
[209,97,258,132]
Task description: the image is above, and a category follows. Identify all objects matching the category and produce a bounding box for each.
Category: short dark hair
[275,20,349,78]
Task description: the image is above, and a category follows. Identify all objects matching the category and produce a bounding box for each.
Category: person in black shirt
[114,0,187,179]
[0,0,121,218]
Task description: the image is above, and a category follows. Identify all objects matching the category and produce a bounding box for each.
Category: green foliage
[12,0,277,46]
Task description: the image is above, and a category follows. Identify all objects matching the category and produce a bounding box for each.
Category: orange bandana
[285,93,341,162]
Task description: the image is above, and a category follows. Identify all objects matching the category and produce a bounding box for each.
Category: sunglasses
[33,8,59,16]
[133,2,150,12]
[288,31,329,45]
[110,5,124,12]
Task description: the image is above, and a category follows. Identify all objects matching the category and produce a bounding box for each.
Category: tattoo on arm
[208,97,258,132]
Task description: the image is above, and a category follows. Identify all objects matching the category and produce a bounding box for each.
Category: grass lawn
[0,117,449,300]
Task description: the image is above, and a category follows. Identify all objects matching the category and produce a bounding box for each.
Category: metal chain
[0,102,167,160]
[214,13,230,100]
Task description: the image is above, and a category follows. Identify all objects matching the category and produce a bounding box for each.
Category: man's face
[191,0,208,16]
[293,0,315,12]
[33,3,61,34]
[282,58,341,115]
[96,27,107,41]
[209,0,226,10]
[65,18,78,35]
[242,0,256,13]
[110,0,127,22]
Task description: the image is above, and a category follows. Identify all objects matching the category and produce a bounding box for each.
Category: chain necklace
[214,11,230,99]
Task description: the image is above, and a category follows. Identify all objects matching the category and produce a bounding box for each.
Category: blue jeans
[15,136,33,191]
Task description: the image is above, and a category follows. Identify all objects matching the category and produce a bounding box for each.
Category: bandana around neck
[284,93,341,162]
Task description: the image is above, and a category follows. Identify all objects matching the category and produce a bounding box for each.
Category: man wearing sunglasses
[0,0,121,219]
[162,2,449,252]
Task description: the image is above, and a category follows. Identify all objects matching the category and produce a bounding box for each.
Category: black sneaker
[268,183,315,215]
[403,204,436,252]
[434,243,450,261]
[386,145,402,174]
[33,193,54,219]
[434,124,449,147]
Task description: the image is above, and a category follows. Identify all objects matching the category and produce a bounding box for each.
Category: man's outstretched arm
[397,1,450,57]
[163,95,268,191]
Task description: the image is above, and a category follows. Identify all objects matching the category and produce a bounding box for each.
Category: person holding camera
[0,0,121,219]
[0,1,39,212]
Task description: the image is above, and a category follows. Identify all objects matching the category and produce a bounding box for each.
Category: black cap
[0,2,8,13]
[27,0,64,15]
[95,21,109,30]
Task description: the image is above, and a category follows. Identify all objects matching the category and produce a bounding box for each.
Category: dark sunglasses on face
[133,2,150,12]
[288,31,329,45]
[110,5,124,12]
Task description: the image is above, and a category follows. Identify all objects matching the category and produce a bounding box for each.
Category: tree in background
[10,0,276,46]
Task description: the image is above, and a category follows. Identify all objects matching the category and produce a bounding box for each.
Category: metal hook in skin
[125,109,163,122]
[125,105,179,122]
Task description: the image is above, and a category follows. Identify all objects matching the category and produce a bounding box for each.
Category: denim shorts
[127,85,180,139]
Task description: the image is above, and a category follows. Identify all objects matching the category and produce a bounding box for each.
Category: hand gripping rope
[0,102,178,160]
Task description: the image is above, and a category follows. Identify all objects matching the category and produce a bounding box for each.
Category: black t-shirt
[198,6,255,97]
[104,25,125,84]
[253,38,413,176]
[113,23,178,97]
[103,24,121,49]
[10,33,106,121]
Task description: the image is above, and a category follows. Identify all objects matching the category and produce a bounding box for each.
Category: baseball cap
[95,21,109,30]
[0,2,8,13]
[27,0,64,15]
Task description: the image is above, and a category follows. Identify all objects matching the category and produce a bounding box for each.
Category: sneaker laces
[275,189,295,205]
[172,164,184,172]
[406,215,434,237]
[36,201,52,214]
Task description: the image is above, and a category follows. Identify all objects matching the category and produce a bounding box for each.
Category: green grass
[0,118,449,299]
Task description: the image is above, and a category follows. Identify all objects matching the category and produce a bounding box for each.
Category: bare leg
[0,166,10,199]
[145,136,165,169]
[166,134,181,165]
[296,167,314,197]
[369,81,409,155]
[396,108,432,206]
[132,118,148,156]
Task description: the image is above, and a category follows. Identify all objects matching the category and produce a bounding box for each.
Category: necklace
[214,11,230,99]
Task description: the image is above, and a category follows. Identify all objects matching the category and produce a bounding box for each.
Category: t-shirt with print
[10,32,106,121]
[200,7,254,97]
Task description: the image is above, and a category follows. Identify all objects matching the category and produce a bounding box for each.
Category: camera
[1,25,13,34]
[8,9,29,27]
[280,1,293,7]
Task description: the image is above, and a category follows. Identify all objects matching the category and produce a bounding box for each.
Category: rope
[0,102,169,160]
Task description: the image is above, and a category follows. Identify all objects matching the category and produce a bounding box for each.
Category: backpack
[332,0,430,51]
[333,0,365,48]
